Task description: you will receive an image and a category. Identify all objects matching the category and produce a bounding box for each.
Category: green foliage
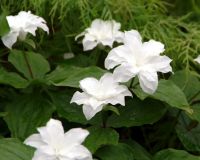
[0,0,200,159]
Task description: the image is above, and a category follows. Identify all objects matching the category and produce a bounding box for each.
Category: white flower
[105,30,172,94]
[70,73,132,120]
[194,55,200,64]
[1,11,49,49]
[24,119,92,160]
[75,19,124,51]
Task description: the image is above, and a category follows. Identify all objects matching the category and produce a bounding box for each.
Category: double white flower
[1,11,49,49]
[105,30,172,94]
[24,119,92,160]
[76,19,124,51]
[71,73,132,120]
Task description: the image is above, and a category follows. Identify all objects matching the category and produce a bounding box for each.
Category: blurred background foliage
[1,0,200,73]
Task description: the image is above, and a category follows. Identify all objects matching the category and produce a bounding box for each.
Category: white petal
[32,149,55,160]
[37,119,65,148]
[82,104,103,120]
[70,91,90,105]
[79,77,99,96]
[138,69,158,94]
[60,128,89,151]
[60,145,92,160]
[1,31,19,49]
[24,134,45,148]
[75,31,86,41]
[113,64,139,82]
[105,45,133,69]
[145,55,172,73]
[82,34,98,51]
[142,39,165,56]
[194,55,200,64]
[123,30,142,46]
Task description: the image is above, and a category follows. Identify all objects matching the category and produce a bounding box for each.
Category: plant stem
[23,51,34,79]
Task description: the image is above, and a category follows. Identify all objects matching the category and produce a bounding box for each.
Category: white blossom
[24,119,92,160]
[1,11,49,49]
[75,19,124,51]
[70,73,132,120]
[194,55,200,64]
[105,30,172,94]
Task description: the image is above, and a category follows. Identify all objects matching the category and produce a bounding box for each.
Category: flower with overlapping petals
[70,73,132,120]
[1,11,49,49]
[24,119,92,160]
[105,30,172,94]
[194,55,200,64]
[75,19,124,51]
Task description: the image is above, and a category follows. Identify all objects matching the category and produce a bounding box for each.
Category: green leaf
[4,93,55,140]
[176,112,200,152]
[153,149,200,160]
[107,98,167,128]
[23,39,36,49]
[0,68,29,88]
[0,112,7,117]
[46,65,106,88]
[0,138,34,160]
[124,140,152,160]
[133,80,192,113]
[8,50,50,80]
[103,105,120,115]
[84,126,119,153]
[0,12,10,36]
[96,143,135,160]
[189,103,200,122]
[170,70,200,101]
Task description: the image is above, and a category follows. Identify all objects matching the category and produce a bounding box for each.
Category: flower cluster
[71,19,173,119]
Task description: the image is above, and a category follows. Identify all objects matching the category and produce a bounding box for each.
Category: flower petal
[70,91,90,105]
[113,64,139,82]
[82,34,98,51]
[24,134,45,148]
[79,77,99,96]
[145,55,172,73]
[142,39,165,56]
[82,104,103,120]
[194,55,200,64]
[123,30,142,46]
[105,45,133,69]
[37,119,65,148]
[60,145,92,160]
[1,31,19,49]
[32,149,55,160]
[138,69,158,94]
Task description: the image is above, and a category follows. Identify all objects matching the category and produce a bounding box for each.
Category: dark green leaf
[0,138,34,160]
[0,68,29,88]
[96,143,135,160]
[46,65,106,88]
[8,50,50,80]
[176,112,200,152]
[107,98,167,128]
[4,93,55,140]
[153,149,200,160]
[84,126,119,153]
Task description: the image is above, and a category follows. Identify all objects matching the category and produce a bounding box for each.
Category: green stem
[23,51,34,79]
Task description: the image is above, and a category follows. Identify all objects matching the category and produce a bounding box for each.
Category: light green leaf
[107,98,167,128]
[103,105,120,115]
[46,65,106,88]
[4,93,55,140]
[8,50,50,80]
[0,68,29,88]
[96,143,135,160]
[0,12,10,36]
[84,126,119,153]
[0,138,34,160]
[153,149,200,160]
[133,80,192,113]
